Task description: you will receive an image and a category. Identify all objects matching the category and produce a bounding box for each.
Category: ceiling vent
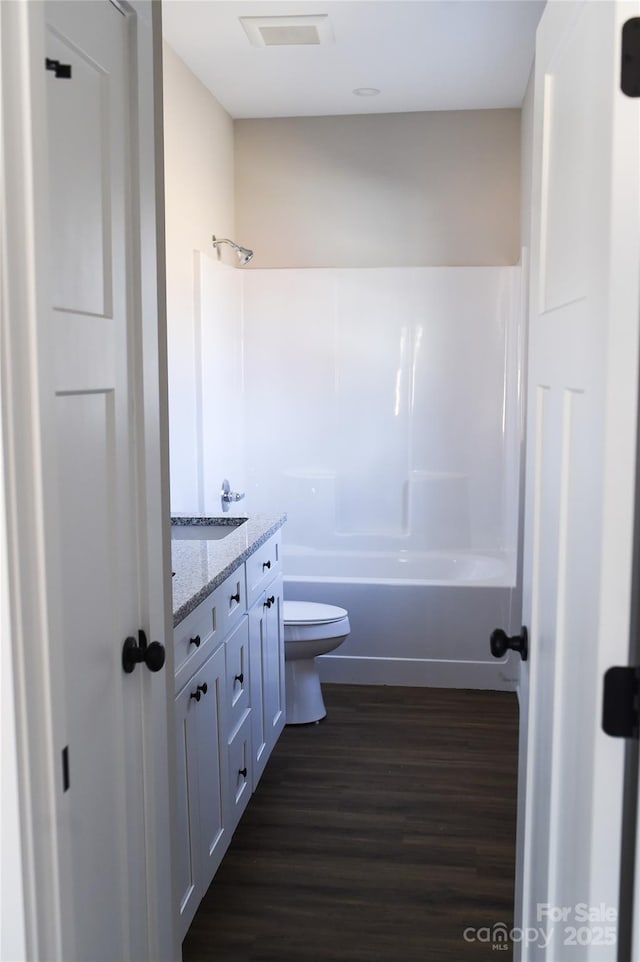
[239,15,334,47]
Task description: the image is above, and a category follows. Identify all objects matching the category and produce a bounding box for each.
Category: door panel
[522,2,640,958]
[47,29,112,316]
[56,391,134,959]
[45,4,148,959]
[537,14,589,311]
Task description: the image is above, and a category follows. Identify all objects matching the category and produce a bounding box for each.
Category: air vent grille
[240,15,334,48]
[259,25,320,46]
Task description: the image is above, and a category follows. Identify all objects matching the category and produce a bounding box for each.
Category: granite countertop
[171,514,286,627]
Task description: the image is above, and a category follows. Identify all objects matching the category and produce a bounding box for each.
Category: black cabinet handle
[189,634,201,648]
[234,672,244,685]
[122,630,166,674]
[239,767,247,779]
[490,626,528,662]
[190,689,201,702]
[230,591,241,604]
[197,683,208,696]
[264,595,275,609]
[263,560,271,571]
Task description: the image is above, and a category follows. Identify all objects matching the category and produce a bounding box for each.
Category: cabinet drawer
[174,592,221,685]
[225,617,250,739]
[219,566,246,638]
[227,712,252,833]
[245,532,282,607]
[174,566,246,691]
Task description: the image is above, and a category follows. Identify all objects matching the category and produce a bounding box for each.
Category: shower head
[212,235,254,266]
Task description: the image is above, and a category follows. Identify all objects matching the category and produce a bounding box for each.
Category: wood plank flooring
[182,685,519,962]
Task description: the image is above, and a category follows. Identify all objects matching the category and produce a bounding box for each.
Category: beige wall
[520,67,535,250]
[235,109,521,268]
[163,42,235,512]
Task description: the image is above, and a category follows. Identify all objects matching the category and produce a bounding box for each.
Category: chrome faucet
[220,478,245,513]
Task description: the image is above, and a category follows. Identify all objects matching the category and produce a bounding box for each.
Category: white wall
[163,42,235,514]
[164,76,524,517]
[242,266,521,564]
[520,71,535,257]
[235,109,521,269]
[196,254,246,516]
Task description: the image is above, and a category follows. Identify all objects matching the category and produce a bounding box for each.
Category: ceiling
[162,1,545,120]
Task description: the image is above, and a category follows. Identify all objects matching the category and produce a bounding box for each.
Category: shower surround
[172,256,523,688]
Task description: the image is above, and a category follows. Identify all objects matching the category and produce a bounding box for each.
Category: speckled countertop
[171,514,286,627]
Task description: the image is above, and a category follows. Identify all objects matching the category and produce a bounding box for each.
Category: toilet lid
[283,600,348,626]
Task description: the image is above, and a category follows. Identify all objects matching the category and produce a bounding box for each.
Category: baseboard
[318,655,518,690]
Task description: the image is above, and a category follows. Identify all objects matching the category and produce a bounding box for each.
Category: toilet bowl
[284,601,350,724]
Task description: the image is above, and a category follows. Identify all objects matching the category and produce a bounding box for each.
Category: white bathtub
[282,546,511,586]
[283,547,520,691]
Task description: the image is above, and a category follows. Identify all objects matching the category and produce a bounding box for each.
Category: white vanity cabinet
[172,526,285,941]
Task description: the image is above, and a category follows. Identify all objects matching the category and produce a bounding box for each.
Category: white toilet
[283,600,350,724]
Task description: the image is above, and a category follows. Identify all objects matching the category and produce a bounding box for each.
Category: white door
[44,3,167,959]
[521,2,640,959]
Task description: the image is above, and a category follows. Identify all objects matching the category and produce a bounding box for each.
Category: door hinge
[602,667,640,738]
[621,19,640,97]
[61,746,70,792]
[45,57,72,80]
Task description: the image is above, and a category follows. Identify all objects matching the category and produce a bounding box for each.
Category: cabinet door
[264,575,286,746]
[193,644,230,893]
[175,682,201,941]
[248,597,269,789]
[227,712,253,834]
[225,616,250,739]
[175,644,230,936]
[245,531,282,607]
[249,575,286,789]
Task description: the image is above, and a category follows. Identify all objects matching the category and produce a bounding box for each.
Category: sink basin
[171,518,248,541]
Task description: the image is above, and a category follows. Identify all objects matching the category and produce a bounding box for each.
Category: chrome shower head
[212,235,254,266]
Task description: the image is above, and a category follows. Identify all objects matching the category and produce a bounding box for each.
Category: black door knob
[490,626,528,661]
[122,629,166,674]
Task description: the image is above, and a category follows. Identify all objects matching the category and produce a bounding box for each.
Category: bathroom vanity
[171,515,286,939]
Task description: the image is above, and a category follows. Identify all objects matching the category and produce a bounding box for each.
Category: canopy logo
[463,906,617,951]
[463,924,552,950]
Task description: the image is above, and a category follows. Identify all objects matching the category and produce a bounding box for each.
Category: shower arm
[212,237,237,250]
[212,235,254,265]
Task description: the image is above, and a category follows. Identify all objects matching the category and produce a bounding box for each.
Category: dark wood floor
[183,685,519,962]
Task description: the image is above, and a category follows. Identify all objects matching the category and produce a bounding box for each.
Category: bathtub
[283,546,520,691]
